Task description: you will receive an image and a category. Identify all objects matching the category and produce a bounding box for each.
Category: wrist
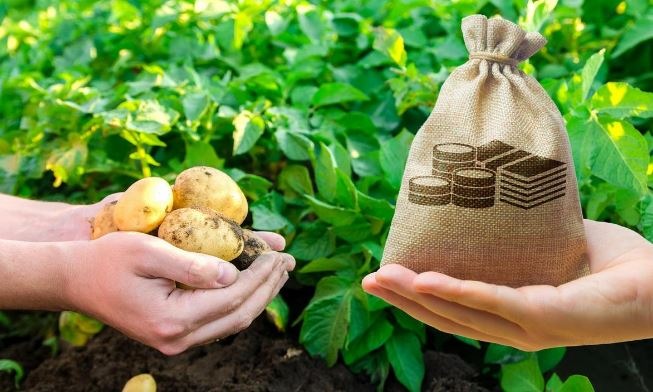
[0,239,76,311]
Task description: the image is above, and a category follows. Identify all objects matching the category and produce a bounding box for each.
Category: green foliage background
[1,0,653,391]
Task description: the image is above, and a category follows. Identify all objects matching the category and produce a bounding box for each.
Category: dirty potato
[172,166,248,225]
[158,208,244,261]
[232,229,272,270]
[113,177,173,233]
[90,201,119,239]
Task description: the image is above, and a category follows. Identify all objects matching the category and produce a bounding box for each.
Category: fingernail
[216,262,239,285]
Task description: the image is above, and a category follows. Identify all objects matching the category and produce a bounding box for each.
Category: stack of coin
[451,168,496,208]
[432,143,476,179]
[476,140,531,171]
[498,155,567,209]
[408,176,451,206]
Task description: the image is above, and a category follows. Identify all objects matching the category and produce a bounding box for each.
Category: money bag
[381,14,588,287]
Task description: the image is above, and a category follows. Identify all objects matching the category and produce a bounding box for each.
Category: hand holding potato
[66,231,294,355]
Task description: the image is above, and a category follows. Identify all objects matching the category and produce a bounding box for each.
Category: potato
[122,374,156,392]
[172,166,248,225]
[232,229,272,270]
[90,201,119,239]
[114,177,173,233]
[158,208,244,261]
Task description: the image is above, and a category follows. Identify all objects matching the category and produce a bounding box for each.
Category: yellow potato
[172,166,248,224]
[158,208,244,261]
[122,374,156,392]
[90,201,119,239]
[114,177,173,233]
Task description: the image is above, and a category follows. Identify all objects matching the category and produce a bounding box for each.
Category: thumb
[139,241,240,289]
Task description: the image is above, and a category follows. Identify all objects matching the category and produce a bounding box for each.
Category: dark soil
[0,316,490,392]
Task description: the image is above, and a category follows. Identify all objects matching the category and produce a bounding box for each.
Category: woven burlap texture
[381,14,588,287]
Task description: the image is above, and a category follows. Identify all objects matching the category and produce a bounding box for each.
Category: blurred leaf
[0,359,24,388]
[537,347,566,373]
[501,355,544,392]
[591,82,653,119]
[580,50,604,101]
[373,27,407,67]
[455,335,481,349]
[485,343,529,365]
[233,112,265,155]
[558,375,595,392]
[385,330,424,392]
[312,83,369,107]
[266,295,290,332]
[380,130,414,190]
[612,13,653,57]
[314,142,338,203]
[183,141,223,168]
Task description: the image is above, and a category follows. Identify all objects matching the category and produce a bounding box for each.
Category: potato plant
[1,0,653,390]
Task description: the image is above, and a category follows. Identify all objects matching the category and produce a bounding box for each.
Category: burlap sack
[381,14,588,287]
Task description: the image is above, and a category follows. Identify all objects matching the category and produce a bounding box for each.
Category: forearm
[0,238,73,310]
[0,194,90,241]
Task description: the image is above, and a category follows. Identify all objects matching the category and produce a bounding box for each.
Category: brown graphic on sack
[408,140,566,209]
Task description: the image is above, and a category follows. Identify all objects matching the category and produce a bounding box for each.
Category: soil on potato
[1,316,491,392]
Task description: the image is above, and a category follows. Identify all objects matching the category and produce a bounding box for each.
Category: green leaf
[348,292,370,344]
[289,225,336,260]
[183,141,223,168]
[558,375,595,392]
[373,27,407,67]
[501,355,545,392]
[591,82,653,119]
[485,343,529,365]
[126,100,179,135]
[454,335,481,349]
[311,83,369,108]
[275,129,314,161]
[580,50,605,101]
[297,5,324,43]
[251,199,290,231]
[391,308,426,343]
[537,347,566,373]
[233,11,253,49]
[233,112,265,155]
[380,130,414,190]
[344,316,394,365]
[266,295,290,332]
[612,13,653,57]
[182,92,210,122]
[278,164,314,196]
[588,115,649,194]
[639,195,653,242]
[546,373,564,392]
[0,359,24,388]
[335,169,358,209]
[313,142,338,203]
[385,330,424,392]
[357,191,395,221]
[305,195,359,226]
[300,276,356,366]
[299,257,353,273]
[0,311,9,327]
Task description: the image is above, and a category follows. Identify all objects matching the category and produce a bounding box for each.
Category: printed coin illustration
[452,194,495,208]
[409,192,451,206]
[452,183,495,198]
[432,158,476,174]
[452,167,496,187]
[433,143,476,162]
[409,176,451,195]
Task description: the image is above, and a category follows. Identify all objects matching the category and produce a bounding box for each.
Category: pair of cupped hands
[27,194,653,354]
[27,194,295,355]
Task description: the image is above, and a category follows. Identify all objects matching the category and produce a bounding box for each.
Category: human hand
[64,230,294,355]
[362,220,653,351]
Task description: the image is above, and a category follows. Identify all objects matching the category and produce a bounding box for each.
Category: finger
[183,265,290,347]
[362,275,520,347]
[412,272,533,324]
[136,241,239,289]
[280,252,296,271]
[180,252,286,324]
[254,231,286,251]
[374,266,528,341]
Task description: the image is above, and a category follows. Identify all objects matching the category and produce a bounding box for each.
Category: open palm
[362,220,653,350]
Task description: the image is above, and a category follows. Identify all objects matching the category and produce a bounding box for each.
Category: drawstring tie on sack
[469,52,519,67]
